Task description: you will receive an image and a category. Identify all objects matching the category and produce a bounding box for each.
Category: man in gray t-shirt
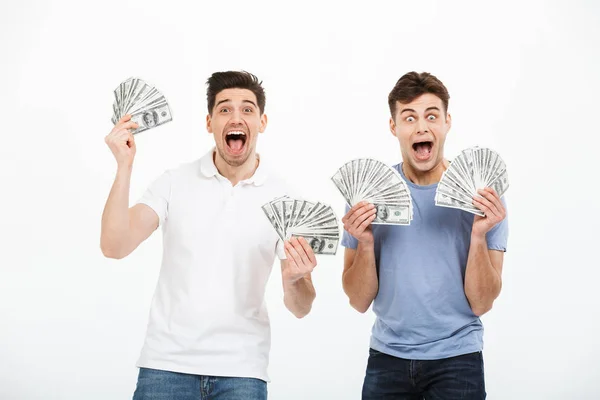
[341,71,508,400]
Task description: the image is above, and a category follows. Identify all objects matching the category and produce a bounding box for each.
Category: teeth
[227,131,246,136]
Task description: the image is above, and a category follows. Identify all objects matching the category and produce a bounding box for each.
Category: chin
[408,156,441,173]
[217,145,253,167]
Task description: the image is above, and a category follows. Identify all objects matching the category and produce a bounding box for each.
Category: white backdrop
[1,0,599,398]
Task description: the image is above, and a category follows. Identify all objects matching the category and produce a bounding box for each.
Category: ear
[446,112,452,133]
[389,116,397,137]
[206,114,213,134]
[259,113,268,133]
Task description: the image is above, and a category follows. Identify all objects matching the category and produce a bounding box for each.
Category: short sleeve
[341,204,359,250]
[136,171,172,227]
[486,196,509,252]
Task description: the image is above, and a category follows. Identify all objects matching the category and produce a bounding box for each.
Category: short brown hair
[206,71,266,115]
[388,72,450,120]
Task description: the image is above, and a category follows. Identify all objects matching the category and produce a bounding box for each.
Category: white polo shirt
[135,148,290,382]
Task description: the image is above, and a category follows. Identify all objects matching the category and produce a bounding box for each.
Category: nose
[417,118,429,134]
[230,109,243,124]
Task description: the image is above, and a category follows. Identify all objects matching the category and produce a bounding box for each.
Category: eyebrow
[215,99,258,108]
[400,106,441,114]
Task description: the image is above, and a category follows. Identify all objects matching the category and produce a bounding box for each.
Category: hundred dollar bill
[130,103,173,134]
[435,191,484,216]
[488,168,509,197]
[285,234,339,255]
[371,203,411,225]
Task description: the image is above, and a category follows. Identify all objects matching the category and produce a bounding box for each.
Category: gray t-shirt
[341,163,509,359]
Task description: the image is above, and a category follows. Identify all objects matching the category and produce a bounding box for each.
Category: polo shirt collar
[199,147,267,186]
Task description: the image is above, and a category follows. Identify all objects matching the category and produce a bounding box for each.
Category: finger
[352,208,376,229]
[484,187,499,198]
[343,201,372,223]
[114,120,139,133]
[478,188,500,205]
[296,237,317,266]
[482,188,503,212]
[345,206,375,229]
[118,114,132,124]
[475,190,500,216]
[289,238,311,268]
[348,203,376,226]
[112,121,138,135]
[357,213,376,232]
[349,200,370,214]
[284,240,303,268]
[473,195,497,218]
[283,245,298,269]
[471,197,488,214]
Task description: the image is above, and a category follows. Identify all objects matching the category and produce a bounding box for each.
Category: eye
[244,107,253,113]
[427,115,436,121]
[220,108,230,113]
[406,116,415,122]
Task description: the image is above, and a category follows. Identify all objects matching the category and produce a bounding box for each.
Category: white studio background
[1,0,599,399]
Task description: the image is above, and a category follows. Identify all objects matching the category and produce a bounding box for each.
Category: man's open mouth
[412,141,433,160]
[225,130,247,154]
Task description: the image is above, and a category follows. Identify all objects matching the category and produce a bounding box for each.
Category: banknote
[111,77,173,134]
[332,158,413,225]
[262,196,340,255]
[435,147,509,216]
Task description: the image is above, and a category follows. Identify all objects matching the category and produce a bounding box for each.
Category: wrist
[358,238,375,250]
[470,230,487,244]
[116,163,133,176]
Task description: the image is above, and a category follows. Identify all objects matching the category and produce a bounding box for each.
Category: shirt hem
[135,359,271,383]
[370,336,483,361]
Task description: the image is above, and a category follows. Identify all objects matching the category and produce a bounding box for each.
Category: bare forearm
[343,242,378,313]
[100,166,133,257]
[283,275,316,318]
[464,234,502,316]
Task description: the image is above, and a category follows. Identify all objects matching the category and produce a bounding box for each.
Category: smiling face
[390,93,451,174]
[206,88,267,167]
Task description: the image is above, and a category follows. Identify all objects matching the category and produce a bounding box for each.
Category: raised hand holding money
[332,158,413,226]
[111,77,173,134]
[105,114,138,169]
[435,146,509,218]
[262,196,340,255]
[341,201,376,245]
[471,187,506,237]
[282,237,318,284]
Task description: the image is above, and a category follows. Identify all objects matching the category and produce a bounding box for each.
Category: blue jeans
[132,368,267,400]
[362,348,486,400]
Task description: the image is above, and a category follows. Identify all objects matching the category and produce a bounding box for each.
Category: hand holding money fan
[435,146,509,216]
[331,158,413,225]
[111,77,173,134]
[262,196,340,255]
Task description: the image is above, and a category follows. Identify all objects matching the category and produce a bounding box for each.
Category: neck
[402,159,449,186]
[213,151,259,186]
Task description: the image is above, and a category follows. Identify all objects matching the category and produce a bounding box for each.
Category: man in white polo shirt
[101,71,317,400]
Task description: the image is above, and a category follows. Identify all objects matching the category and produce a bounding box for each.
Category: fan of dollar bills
[435,146,509,216]
[331,158,413,225]
[111,77,173,134]
[262,196,340,255]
